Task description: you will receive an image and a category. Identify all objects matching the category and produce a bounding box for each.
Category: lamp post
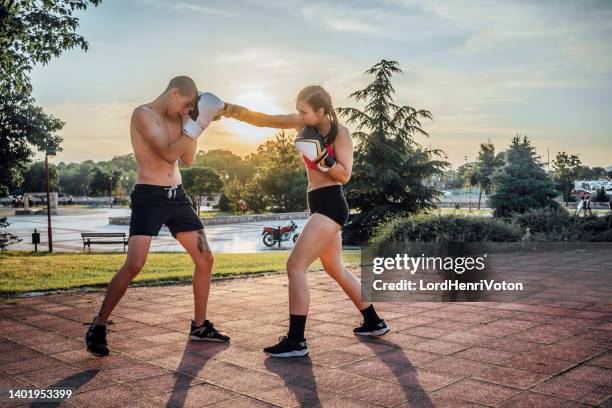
[109,176,113,208]
[45,149,56,252]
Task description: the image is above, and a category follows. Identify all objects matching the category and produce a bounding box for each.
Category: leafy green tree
[552,152,582,204]
[490,135,558,218]
[21,162,59,193]
[222,177,247,213]
[593,187,609,203]
[56,161,94,196]
[193,149,253,182]
[89,168,122,197]
[0,0,101,196]
[218,193,230,211]
[253,131,307,212]
[181,167,223,214]
[472,143,505,210]
[337,60,449,243]
[0,217,22,251]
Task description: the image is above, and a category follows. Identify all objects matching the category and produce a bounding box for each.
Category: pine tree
[338,60,448,243]
[490,135,558,218]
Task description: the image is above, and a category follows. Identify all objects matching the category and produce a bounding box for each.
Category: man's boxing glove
[294,126,336,172]
[182,91,225,139]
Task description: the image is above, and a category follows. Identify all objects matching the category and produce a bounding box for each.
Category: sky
[30,0,612,168]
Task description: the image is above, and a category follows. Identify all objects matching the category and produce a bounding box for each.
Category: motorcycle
[262,220,300,247]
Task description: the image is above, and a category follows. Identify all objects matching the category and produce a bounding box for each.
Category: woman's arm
[223,103,303,130]
[327,126,353,184]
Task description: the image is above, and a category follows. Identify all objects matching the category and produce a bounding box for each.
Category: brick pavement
[1,248,611,407]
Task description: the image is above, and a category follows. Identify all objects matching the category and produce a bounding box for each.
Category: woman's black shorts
[307,185,349,227]
[129,184,203,238]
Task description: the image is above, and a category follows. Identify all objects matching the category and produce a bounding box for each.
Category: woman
[223,85,389,357]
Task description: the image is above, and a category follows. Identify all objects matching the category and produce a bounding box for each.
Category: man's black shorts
[129,184,203,238]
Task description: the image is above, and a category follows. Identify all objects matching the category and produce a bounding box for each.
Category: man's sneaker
[85,318,109,357]
[263,335,309,358]
[189,320,230,342]
[353,319,390,336]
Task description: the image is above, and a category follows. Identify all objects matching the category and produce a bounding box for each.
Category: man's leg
[176,229,229,342]
[175,229,213,326]
[85,235,151,356]
[95,235,152,325]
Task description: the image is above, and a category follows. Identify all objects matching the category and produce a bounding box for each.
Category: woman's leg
[318,230,369,310]
[319,231,387,335]
[287,213,340,315]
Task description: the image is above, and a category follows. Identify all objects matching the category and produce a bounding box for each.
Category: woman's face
[296,99,324,126]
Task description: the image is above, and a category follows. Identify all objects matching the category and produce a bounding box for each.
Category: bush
[511,208,612,241]
[371,214,522,243]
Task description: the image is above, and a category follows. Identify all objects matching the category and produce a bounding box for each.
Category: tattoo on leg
[197,229,211,253]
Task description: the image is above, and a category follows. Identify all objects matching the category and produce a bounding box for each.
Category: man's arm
[133,108,193,164]
[180,138,197,166]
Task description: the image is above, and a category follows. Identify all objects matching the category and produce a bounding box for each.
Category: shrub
[371,214,522,243]
[511,208,612,241]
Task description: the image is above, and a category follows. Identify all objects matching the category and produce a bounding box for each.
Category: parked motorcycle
[262,220,300,247]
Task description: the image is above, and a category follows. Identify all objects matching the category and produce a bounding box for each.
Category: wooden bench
[81,232,128,252]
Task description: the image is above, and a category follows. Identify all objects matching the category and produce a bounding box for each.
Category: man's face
[170,88,197,116]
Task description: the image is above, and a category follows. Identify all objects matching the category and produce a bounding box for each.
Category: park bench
[81,232,128,252]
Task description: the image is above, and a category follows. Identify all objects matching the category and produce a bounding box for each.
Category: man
[85,76,229,357]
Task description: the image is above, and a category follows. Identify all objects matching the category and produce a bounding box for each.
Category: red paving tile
[563,364,612,387]
[434,378,521,406]
[532,375,611,405]
[499,391,591,408]
[154,383,236,408]
[472,365,550,389]
[501,354,576,375]
[341,379,425,406]
[453,346,519,364]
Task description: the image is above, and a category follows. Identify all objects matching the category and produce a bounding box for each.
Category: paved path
[1,250,611,407]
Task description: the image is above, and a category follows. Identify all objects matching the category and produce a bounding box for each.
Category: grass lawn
[0,250,361,295]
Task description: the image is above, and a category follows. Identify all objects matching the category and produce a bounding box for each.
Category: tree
[490,135,558,218]
[181,167,223,214]
[337,60,449,243]
[57,161,94,196]
[0,0,101,196]
[89,168,122,197]
[222,177,247,213]
[552,152,582,204]
[593,187,609,203]
[218,193,230,211]
[193,149,253,182]
[0,217,22,251]
[472,143,505,210]
[20,162,59,193]
[253,131,307,212]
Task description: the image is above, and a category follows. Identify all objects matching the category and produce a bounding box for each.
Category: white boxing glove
[182,91,225,139]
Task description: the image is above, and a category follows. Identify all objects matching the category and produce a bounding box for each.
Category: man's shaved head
[166,76,197,98]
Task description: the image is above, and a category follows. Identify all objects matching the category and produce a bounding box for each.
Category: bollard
[32,229,40,252]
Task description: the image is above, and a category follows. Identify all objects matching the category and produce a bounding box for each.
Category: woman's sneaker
[353,319,390,336]
[263,335,309,357]
[189,320,230,342]
[85,318,110,357]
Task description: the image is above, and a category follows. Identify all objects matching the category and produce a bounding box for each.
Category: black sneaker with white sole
[353,319,390,336]
[263,335,309,358]
[189,320,230,342]
[85,318,110,357]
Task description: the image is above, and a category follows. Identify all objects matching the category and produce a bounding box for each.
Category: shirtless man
[85,76,229,357]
